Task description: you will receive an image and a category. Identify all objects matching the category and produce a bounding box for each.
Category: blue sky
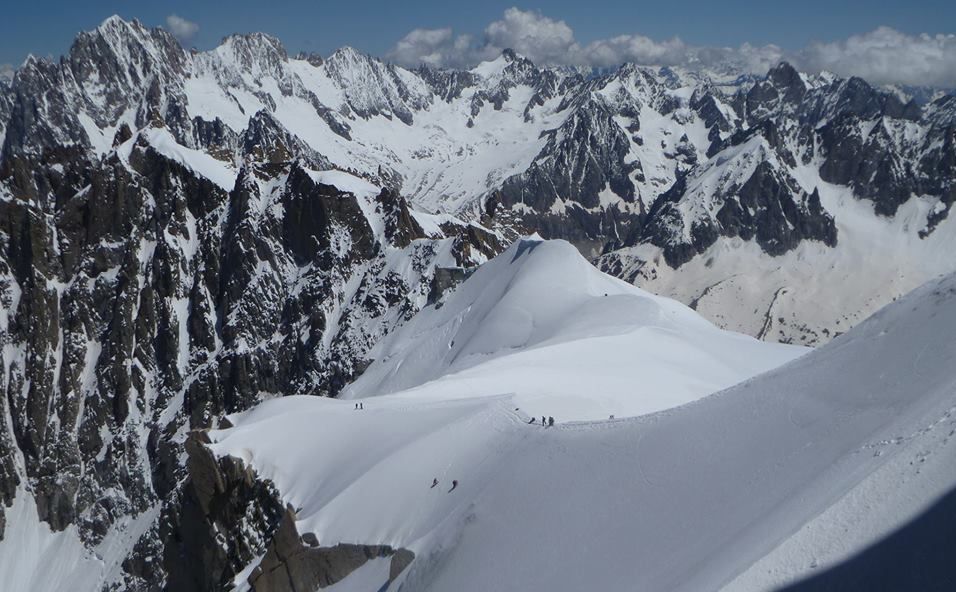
[1,0,953,65]
[1,2,954,86]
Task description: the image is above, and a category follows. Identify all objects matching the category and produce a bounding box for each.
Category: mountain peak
[213,32,289,74]
[329,45,370,61]
[501,48,520,62]
[344,236,804,418]
[21,53,43,68]
[95,14,147,36]
[219,31,286,54]
[99,14,128,28]
[470,49,539,85]
[767,61,802,87]
[325,46,385,72]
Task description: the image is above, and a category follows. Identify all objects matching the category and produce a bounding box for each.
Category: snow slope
[0,492,102,592]
[210,262,956,591]
[343,237,806,420]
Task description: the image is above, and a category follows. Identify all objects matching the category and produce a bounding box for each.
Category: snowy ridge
[344,237,805,419]
[210,261,956,592]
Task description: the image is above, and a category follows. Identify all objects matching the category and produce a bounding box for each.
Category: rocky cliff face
[0,30,499,584]
[4,17,951,268]
[623,63,953,267]
[167,429,415,592]
[0,15,954,591]
[598,63,955,345]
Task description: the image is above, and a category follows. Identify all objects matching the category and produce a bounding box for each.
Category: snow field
[344,237,806,420]
[211,246,956,591]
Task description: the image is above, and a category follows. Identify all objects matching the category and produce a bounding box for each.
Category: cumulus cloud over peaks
[484,7,577,63]
[795,27,956,88]
[386,9,578,69]
[385,8,791,75]
[165,14,199,42]
[387,27,481,69]
[385,7,956,87]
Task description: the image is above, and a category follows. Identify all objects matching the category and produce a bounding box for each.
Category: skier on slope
[449,480,459,492]
[431,478,439,488]
[548,416,554,427]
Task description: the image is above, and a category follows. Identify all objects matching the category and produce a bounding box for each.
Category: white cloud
[578,34,688,68]
[793,27,956,88]
[385,7,956,88]
[386,9,576,68]
[165,14,199,43]
[484,8,577,64]
[387,27,479,69]
[0,63,14,81]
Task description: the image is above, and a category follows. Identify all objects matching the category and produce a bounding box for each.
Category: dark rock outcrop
[248,507,413,592]
[168,430,415,592]
[164,430,286,592]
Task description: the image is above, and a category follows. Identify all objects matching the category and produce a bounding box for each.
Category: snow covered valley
[202,239,956,591]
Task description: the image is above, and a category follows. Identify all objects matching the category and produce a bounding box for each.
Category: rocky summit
[0,14,954,592]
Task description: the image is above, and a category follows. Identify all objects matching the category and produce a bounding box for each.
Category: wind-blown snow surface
[210,255,956,591]
[0,491,102,591]
[343,237,805,419]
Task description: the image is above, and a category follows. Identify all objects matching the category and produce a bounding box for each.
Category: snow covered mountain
[0,116,500,590]
[152,237,806,591]
[343,238,805,419]
[1,17,953,348]
[599,66,956,344]
[195,240,956,592]
[0,14,955,591]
